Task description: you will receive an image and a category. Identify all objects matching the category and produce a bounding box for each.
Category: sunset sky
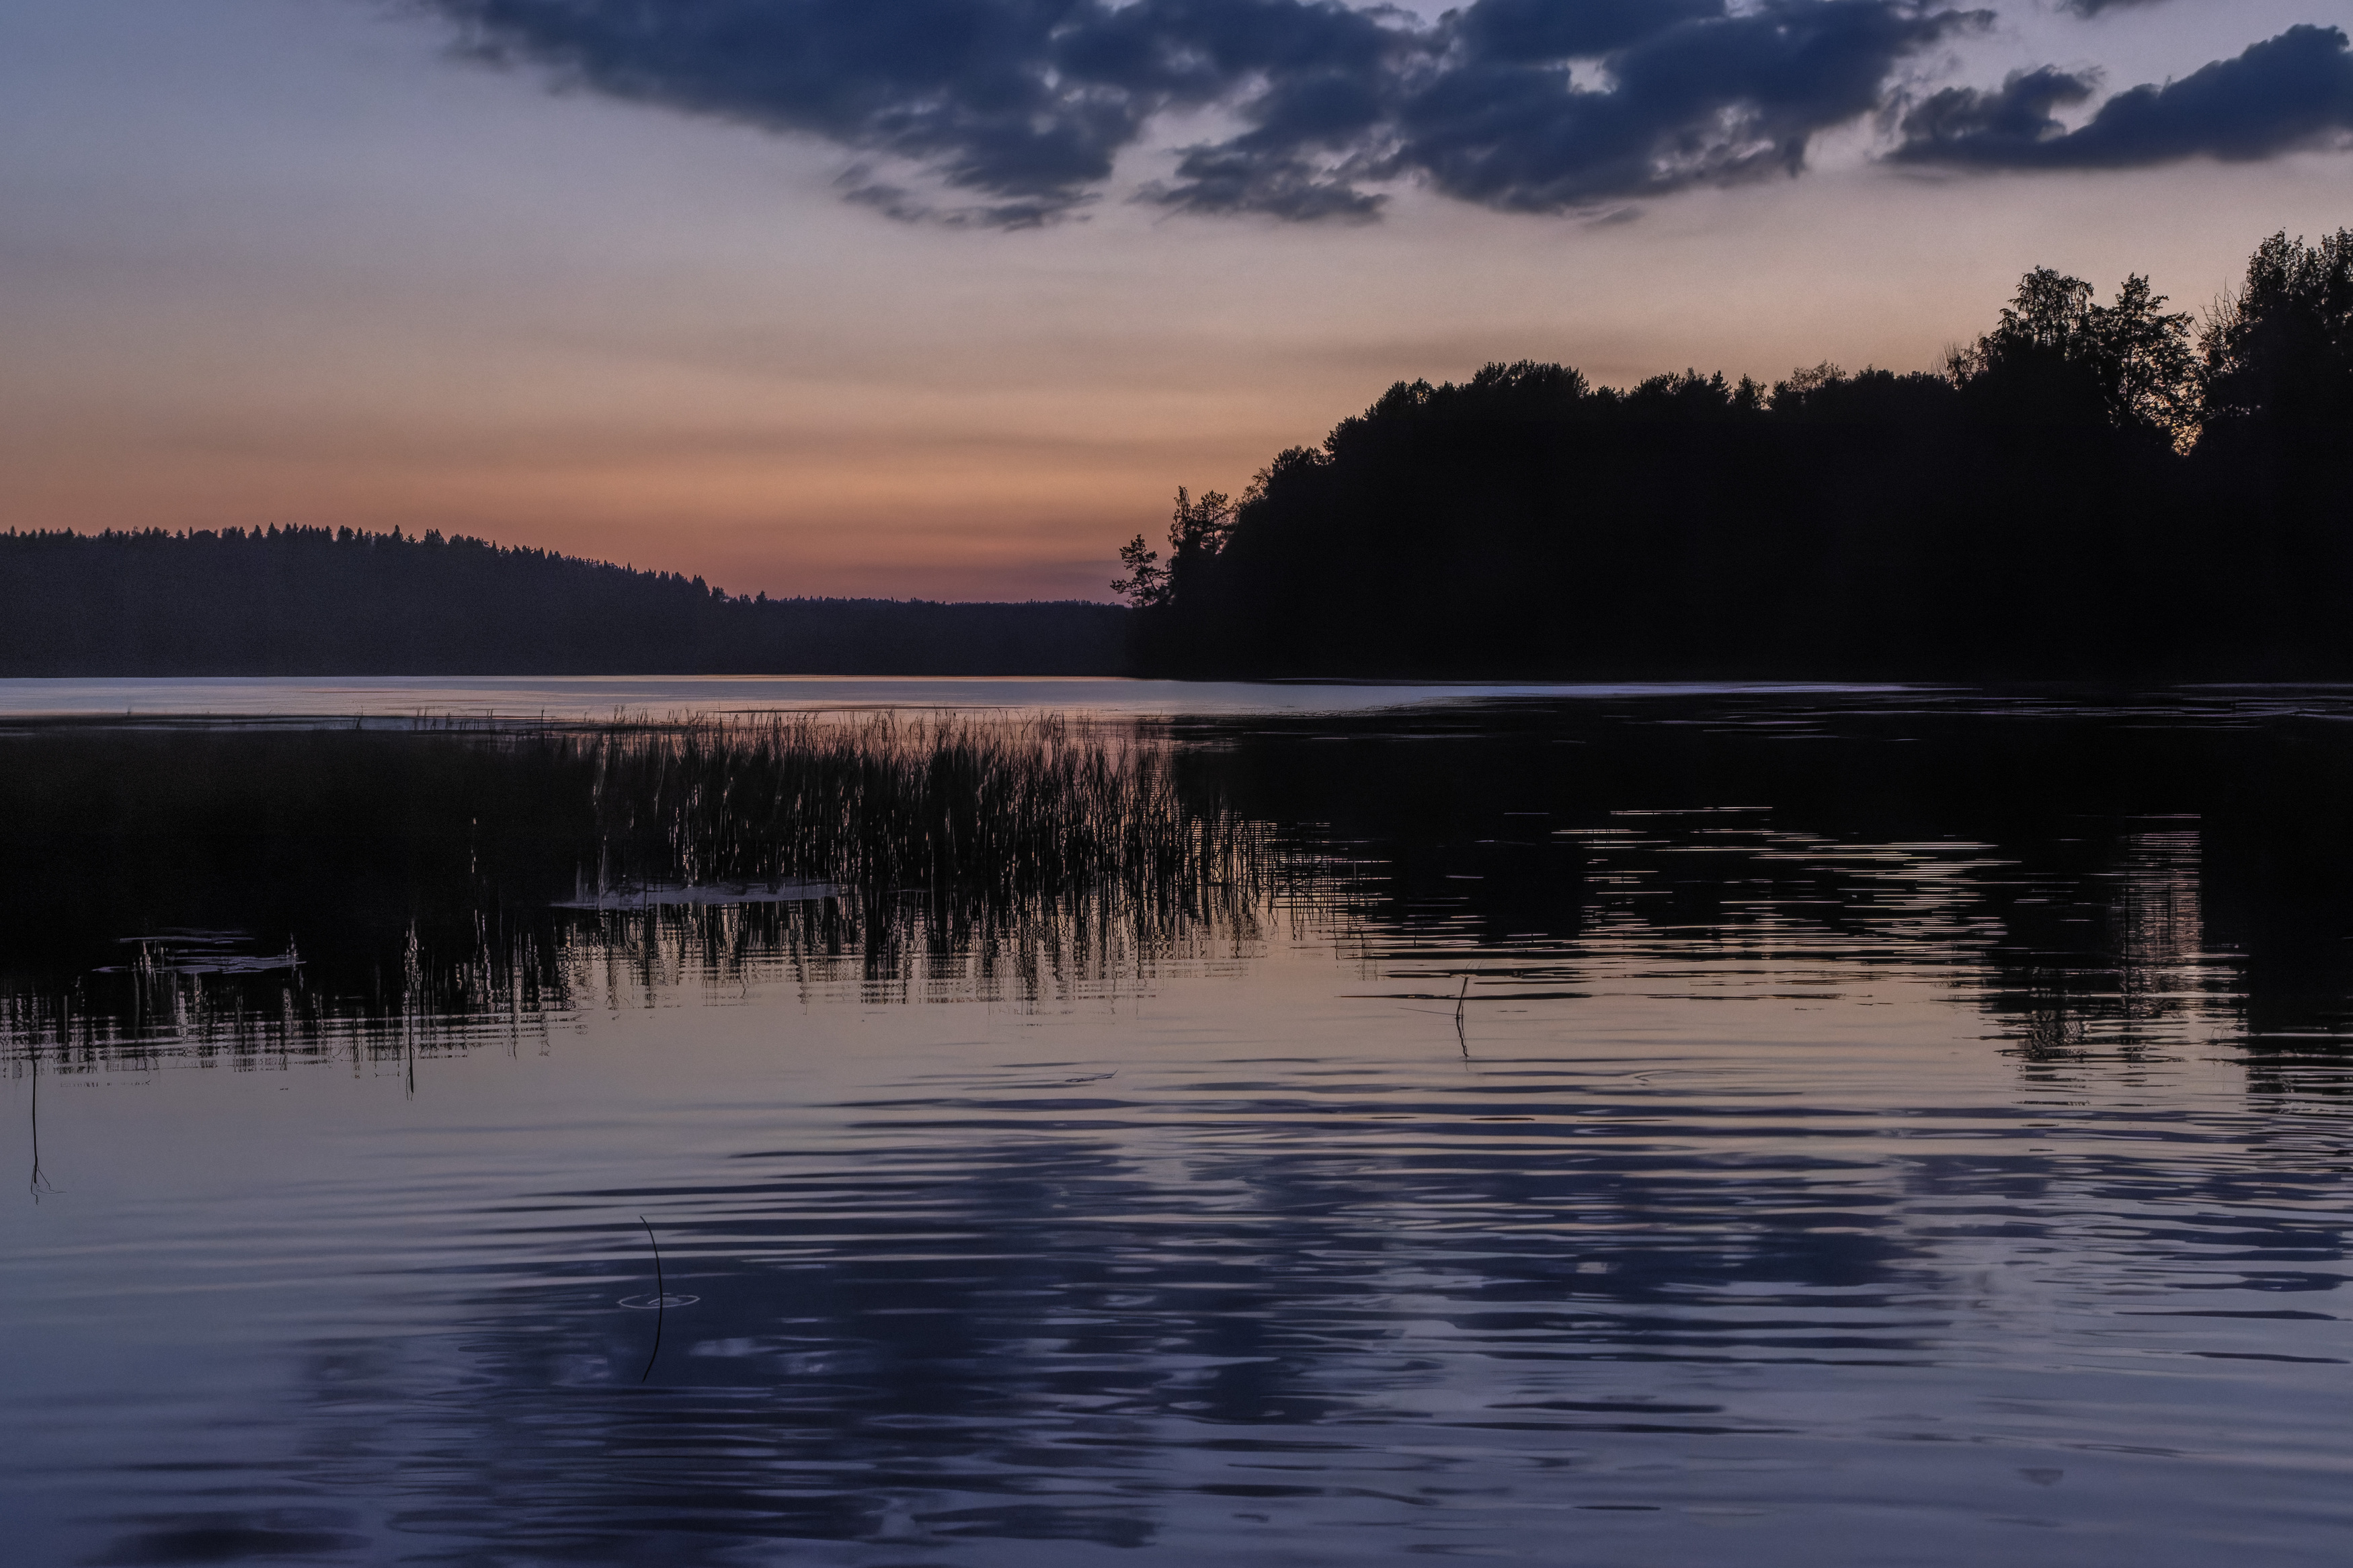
[3,0,2348,601]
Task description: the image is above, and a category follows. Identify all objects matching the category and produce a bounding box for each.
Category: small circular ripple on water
[616,1294,699,1310]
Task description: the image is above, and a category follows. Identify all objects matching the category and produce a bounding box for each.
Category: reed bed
[1,710,1306,1069]
[573,710,1261,906]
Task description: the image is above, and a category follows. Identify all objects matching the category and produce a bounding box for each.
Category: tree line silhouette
[1117,229,2353,679]
[0,527,1129,676]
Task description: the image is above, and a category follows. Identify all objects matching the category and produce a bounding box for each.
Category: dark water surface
[5,686,2352,1565]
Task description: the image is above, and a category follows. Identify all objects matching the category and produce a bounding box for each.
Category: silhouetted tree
[2188,229,2353,661]
[1112,534,1167,608]
[1164,487,1236,598]
[1115,229,2348,682]
[1950,268,2196,446]
[2200,229,2353,437]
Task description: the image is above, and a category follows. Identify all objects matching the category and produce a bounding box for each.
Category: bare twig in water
[639,1215,665,1384]
[1455,975,1470,1058]
[28,1053,56,1202]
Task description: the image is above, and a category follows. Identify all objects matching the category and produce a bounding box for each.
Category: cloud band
[409,3,2352,225]
[1896,24,2353,169]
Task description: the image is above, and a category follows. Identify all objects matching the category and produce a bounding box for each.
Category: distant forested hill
[1114,229,2353,682]
[0,528,1129,676]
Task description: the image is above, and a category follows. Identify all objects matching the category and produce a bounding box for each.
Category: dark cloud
[1454,0,1729,63]
[1896,25,2353,167]
[1896,65,2098,155]
[418,0,1419,221]
[2058,0,2171,14]
[1392,1,1983,211]
[411,3,2343,229]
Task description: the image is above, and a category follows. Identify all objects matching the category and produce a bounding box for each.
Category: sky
[1,1,2348,602]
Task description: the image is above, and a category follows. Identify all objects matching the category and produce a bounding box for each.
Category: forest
[1115,229,2353,679]
[0,528,1129,676]
[8,227,2345,684]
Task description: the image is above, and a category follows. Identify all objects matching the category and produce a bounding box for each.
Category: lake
[3,683,2349,1566]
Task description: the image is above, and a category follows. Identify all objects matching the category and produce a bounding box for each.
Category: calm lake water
[4,684,2350,1565]
[0,674,1888,719]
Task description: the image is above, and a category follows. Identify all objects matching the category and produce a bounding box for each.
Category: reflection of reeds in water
[556,712,1283,1013]
[2111,830,2216,1020]
[577,713,1283,1006]
[1,712,1287,1071]
[1995,828,2235,1063]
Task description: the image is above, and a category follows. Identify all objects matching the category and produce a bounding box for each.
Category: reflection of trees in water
[9,700,2353,1076]
[1202,698,2353,1073]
